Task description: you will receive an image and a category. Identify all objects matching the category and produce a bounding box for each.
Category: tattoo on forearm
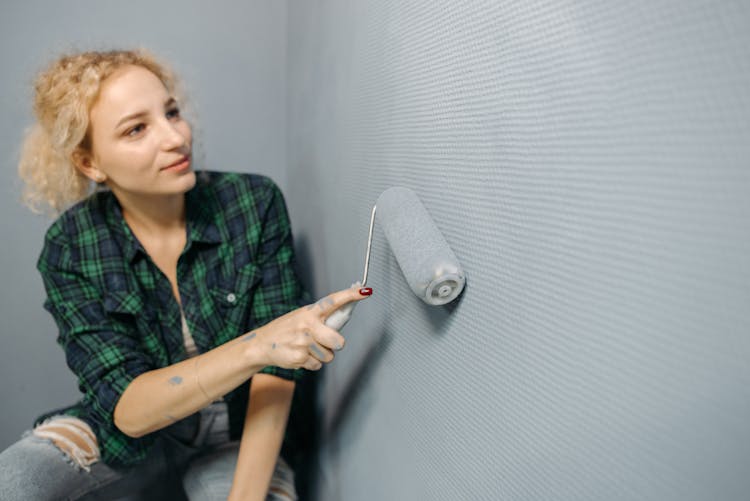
[242,332,257,342]
[168,376,183,386]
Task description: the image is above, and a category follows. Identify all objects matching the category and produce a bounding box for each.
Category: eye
[167,107,181,119]
[126,124,145,137]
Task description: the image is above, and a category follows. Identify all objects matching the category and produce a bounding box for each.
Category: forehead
[91,65,168,125]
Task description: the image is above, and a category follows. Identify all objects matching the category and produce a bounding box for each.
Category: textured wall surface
[286,1,750,499]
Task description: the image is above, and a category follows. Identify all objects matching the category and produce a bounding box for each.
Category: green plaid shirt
[34,171,307,468]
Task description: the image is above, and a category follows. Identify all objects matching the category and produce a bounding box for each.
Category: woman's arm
[114,330,268,438]
[114,286,364,438]
[228,373,295,501]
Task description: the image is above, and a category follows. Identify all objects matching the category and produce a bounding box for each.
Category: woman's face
[84,64,195,198]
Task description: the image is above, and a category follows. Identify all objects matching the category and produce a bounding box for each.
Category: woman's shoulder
[42,191,114,247]
[37,191,119,277]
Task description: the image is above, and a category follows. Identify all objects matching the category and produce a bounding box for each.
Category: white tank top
[180,309,200,358]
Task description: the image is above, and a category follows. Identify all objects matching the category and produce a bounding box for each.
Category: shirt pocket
[102,289,168,365]
[209,262,262,310]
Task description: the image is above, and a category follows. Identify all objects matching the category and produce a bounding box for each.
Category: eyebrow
[115,97,177,129]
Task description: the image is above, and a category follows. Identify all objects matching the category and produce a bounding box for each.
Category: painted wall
[3,2,749,499]
[0,0,288,451]
[286,1,750,499]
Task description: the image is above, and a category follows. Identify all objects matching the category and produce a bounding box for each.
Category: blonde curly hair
[18,48,193,215]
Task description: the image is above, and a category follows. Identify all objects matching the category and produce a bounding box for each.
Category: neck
[113,189,187,237]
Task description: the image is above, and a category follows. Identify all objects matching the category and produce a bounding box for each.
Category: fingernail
[359,287,373,296]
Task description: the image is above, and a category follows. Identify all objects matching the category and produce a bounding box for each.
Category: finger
[315,285,371,318]
[308,341,334,363]
[302,356,323,371]
[309,322,346,352]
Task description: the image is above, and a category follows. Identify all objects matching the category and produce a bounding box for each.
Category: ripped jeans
[0,401,297,501]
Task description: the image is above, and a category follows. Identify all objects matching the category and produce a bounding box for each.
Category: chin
[175,170,198,192]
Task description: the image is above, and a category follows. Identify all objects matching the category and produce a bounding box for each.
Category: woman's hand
[254,285,372,371]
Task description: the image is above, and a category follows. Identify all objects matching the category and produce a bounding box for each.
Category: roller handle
[324,301,357,330]
[324,205,376,331]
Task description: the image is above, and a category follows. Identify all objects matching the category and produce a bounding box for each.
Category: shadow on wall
[323,326,392,437]
[292,228,462,498]
[425,287,466,335]
[293,233,316,299]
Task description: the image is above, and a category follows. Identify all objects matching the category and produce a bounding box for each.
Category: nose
[159,117,189,151]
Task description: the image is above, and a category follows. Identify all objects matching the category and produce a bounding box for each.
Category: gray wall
[0,0,288,450]
[286,1,750,500]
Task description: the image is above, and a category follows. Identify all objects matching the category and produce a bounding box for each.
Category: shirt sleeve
[37,223,157,468]
[249,178,307,382]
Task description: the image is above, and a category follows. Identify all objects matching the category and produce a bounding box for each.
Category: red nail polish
[359,287,373,296]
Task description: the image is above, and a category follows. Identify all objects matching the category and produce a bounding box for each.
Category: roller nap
[375,187,465,305]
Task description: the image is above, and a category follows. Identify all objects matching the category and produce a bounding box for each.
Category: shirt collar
[185,172,223,246]
[104,172,224,263]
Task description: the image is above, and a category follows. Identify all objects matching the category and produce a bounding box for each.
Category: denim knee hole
[31,415,100,473]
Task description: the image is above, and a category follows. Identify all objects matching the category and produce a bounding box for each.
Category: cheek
[108,140,160,175]
[123,141,157,161]
[179,122,193,142]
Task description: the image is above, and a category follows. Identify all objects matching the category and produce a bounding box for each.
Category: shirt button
[226,293,237,304]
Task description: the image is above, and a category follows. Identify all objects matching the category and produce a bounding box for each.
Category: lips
[164,154,190,169]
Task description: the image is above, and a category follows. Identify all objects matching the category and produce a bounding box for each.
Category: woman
[0,48,371,500]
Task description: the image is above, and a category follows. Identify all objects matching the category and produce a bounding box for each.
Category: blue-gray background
[0,0,288,457]
[3,1,750,500]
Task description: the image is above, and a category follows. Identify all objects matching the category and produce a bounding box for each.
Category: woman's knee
[0,422,98,501]
[31,415,101,472]
[182,442,238,500]
[182,448,298,501]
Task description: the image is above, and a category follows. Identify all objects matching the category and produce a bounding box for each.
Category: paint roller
[325,186,466,330]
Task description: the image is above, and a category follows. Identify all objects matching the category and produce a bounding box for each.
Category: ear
[71,148,106,184]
